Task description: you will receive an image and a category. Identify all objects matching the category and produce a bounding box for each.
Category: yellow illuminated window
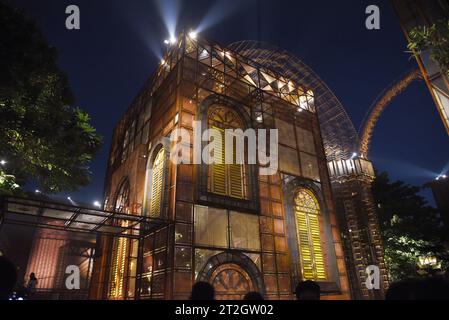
[294,189,326,281]
[110,231,128,298]
[208,106,246,199]
[149,148,165,218]
[109,180,130,299]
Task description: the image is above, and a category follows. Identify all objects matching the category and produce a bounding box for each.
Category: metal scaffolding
[0,196,170,300]
[0,196,169,239]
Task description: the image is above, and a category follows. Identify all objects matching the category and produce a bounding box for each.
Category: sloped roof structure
[229,41,359,161]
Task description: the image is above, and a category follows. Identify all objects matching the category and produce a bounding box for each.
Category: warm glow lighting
[164,36,177,46]
[295,189,327,281]
[299,96,308,110]
[418,255,439,268]
[188,31,198,39]
[149,149,165,217]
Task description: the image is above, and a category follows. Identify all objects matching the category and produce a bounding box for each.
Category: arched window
[149,148,166,217]
[114,180,130,212]
[207,106,247,199]
[294,189,327,281]
[109,179,130,299]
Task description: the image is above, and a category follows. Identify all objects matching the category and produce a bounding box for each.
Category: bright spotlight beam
[188,31,198,40]
[197,0,253,33]
[155,0,181,40]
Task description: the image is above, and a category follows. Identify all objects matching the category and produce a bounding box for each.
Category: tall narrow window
[294,189,326,281]
[149,148,165,218]
[207,106,246,199]
[109,179,130,299]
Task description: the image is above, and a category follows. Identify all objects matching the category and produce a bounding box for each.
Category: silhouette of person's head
[0,256,17,300]
[190,281,215,300]
[243,291,264,300]
[295,280,320,300]
[30,273,36,280]
[386,278,449,300]
[385,278,419,300]
[416,278,449,300]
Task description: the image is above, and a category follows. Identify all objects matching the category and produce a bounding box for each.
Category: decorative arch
[197,251,265,298]
[143,139,170,218]
[198,94,252,128]
[108,177,131,299]
[282,178,339,286]
[293,188,326,281]
[358,69,421,158]
[207,105,246,199]
[197,94,259,213]
[114,177,130,212]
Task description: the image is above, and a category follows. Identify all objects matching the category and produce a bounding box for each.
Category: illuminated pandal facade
[231,42,390,299]
[90,34,387,300]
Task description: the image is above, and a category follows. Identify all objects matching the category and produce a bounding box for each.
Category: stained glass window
[294,189,326,281]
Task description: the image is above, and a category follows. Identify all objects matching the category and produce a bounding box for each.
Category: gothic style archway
[196,251,265,299]
[196,94,260,213]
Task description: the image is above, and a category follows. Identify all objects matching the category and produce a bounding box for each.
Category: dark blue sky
[8,0,449,204]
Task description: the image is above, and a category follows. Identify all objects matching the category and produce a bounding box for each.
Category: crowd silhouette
[190,282,215,300]
[2,254,449,300]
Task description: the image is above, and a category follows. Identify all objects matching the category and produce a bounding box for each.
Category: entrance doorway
[210,263,255,300]
[197,252,265,300]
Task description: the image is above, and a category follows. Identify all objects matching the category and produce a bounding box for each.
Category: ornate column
[328,157,388,299]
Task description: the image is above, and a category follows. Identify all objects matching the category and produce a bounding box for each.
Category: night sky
[7,0,449,205]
